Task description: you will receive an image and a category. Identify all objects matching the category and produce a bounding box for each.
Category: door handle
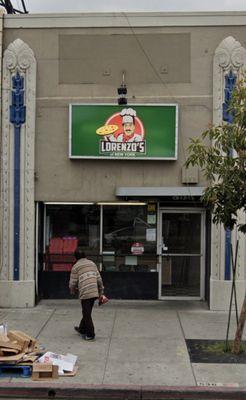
[159,239,168,254]
[162,239,168,251]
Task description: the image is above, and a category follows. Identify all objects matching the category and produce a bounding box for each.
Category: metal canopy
[116,186,205,197]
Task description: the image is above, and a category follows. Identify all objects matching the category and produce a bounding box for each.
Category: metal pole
[225,239,239,351]
[231,240,239,324]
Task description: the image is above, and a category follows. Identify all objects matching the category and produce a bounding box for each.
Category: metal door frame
[157,208,206,300]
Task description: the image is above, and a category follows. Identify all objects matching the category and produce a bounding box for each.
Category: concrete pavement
[0,299,245,395]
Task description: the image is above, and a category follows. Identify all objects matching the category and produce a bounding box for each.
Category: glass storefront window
[102,205,157,272]
[44,205,100,271]
[43,203,157,273]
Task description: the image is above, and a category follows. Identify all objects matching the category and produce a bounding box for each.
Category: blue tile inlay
[222,70,236,281]
[222,70,236,124]
[10,71,26,281]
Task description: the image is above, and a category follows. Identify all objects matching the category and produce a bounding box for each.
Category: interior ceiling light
[44,202,94,205]
[97,202,147,206]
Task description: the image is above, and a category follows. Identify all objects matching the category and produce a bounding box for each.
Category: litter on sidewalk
[0,324,78,379]
[37,351,78,376]
[0,329,39,363]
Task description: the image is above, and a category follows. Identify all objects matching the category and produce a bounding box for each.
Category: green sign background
[70,104,178,160]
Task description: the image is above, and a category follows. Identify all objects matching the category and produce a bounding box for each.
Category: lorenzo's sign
[69,104,178,160]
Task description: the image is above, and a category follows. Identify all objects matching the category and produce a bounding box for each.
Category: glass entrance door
[158,209,205,299]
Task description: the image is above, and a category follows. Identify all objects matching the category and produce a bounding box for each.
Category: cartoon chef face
[122,115,135,136]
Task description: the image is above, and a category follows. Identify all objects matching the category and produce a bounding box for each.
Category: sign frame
[69,103,179,161]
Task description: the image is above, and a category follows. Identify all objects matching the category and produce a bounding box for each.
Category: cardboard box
[32,363,59,380]
[19,354,39,364]
[0,332,23,357]
[0,347,19,356]
[0,330,40,364]
[7,330,36,353]
[0,340,22,352]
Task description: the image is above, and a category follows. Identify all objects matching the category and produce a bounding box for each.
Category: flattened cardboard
[0,330,40,364]
[0,352,25,363]
[7,332,29,353]
[0,340,22,351]
[7,330,36,353]
[0,347,19,355]
[62,366,78,377]
[18,355,39,364]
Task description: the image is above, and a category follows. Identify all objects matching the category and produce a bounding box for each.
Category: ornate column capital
[213,36,246,125]
[3,38,35,72]
[214,36,246,73]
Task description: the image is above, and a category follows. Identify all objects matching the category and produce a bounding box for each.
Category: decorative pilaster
[210,36,246,310]
[0,39,36,307]
[10,71,26,280]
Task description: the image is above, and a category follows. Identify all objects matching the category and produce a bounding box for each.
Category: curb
[0,383,246,399]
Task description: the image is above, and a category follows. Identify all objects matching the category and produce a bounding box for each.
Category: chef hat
[120,108,137,117]
[122,114,134,124]
[120,107,136,124]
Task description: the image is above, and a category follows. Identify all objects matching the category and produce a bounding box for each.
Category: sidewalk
[0,299,245,394]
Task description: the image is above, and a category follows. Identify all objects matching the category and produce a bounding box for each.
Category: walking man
[69,249,104,341]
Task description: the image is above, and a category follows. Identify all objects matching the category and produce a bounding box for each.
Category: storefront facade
[39,199,208,300]
[0,12,245,308]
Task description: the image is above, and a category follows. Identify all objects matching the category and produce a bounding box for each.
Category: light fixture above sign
[117,71,127,105]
